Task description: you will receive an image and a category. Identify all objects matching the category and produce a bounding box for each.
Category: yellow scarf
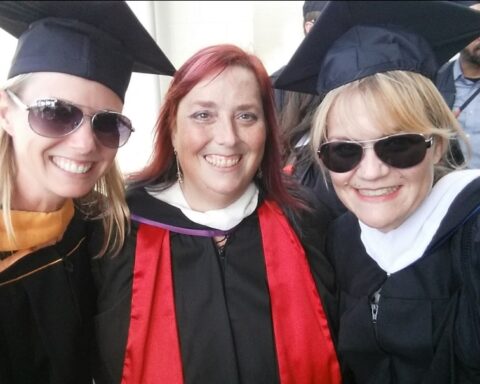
[0,200,74,271]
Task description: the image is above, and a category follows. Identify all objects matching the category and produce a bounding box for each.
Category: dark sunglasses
[6,90,134,148]
[318,133,433,173]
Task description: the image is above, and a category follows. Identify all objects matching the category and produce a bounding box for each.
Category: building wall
[0,1,305,173]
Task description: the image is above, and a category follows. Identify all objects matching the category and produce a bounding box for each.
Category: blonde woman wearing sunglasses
[276,2,480,383]
[0,2,173,383]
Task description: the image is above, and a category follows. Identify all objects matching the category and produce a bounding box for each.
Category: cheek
[329,171,349,190]
[246,127,266,155]
[103,148,118,165]
[329,171,354,207]
[171,124,178,149]
[409,163,434,197]
[173,121,207,153]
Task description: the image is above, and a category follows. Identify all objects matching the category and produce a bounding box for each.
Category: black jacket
[93,187,337,384]
[0,210,98,384]
[436,60,456,108]
[435,60,466,165]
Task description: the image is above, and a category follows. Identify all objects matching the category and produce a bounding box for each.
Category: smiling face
[326,92,443,232]
[172,65,266,211]
[1,72,121,211]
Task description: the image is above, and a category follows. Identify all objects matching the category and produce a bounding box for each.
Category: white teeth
[358,186,398,197]
[52,157,92,174]
[205,155,240,168]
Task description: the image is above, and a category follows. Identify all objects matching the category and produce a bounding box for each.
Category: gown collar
[0,199,74,252]
[359,170,480,274]
[147,182,259,231]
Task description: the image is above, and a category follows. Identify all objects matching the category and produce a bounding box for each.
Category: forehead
[19,72,123,110]
[327,91,397,139]
[185,66,261,102]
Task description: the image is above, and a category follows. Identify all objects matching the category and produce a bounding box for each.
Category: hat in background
[455,1,480,6]
[276,1,480,95]
[0,1,175,100]
[303,1,328,18]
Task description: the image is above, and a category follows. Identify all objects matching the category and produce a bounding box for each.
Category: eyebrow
[236,103,262,111]
[190,101,262,111]
[190,100,216,108]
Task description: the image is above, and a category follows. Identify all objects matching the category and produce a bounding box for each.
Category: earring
[174,149,183,183]
[256,167,263,179]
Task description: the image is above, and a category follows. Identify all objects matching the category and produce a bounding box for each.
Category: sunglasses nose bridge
[354,141,391,176]
[73,112,99,138]
[66,111,100,147]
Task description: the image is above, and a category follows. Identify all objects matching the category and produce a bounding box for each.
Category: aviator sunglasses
[6,89,134,148]
[318,133,433,173]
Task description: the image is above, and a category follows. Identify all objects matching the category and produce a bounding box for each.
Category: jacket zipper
[370,288,382,341]
[370,289,381,323]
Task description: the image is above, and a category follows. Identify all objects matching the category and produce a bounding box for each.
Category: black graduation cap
[0,1,175,101]
[275,1,480,95]
[303,1,328,18]
[455,1,480,6]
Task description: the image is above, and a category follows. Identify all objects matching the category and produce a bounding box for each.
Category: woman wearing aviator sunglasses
[276,2,480,383]
[0,2,174,383]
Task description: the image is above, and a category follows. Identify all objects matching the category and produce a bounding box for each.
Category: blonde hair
[1,74,129,256]
[311,70,469,181]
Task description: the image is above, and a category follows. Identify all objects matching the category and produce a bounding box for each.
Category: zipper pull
[370,289,381,323]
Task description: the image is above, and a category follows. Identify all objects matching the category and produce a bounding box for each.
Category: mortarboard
[0,1,175,101]
[275,1,480,95]
[455,1,480,6]
[303,1,328,18]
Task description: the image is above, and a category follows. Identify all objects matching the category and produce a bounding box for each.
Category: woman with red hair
[94,44,340,384]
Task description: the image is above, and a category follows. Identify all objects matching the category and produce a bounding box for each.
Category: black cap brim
[275,1,480,95]
[0,1,175,99]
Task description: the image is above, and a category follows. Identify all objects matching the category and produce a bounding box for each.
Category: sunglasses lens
[28,100,82,137]
[319,142,363,172]
[375,134,428,168]
[92,112,132,148]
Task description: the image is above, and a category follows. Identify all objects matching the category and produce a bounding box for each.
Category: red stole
[122,200,341,384]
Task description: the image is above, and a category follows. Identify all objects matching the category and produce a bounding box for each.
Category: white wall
[0,1,305,174]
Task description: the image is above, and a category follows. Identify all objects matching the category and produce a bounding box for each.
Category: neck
[180,184,238,212]
[12,193,66,212]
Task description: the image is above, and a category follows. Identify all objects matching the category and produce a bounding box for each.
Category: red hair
[129,44,302,209]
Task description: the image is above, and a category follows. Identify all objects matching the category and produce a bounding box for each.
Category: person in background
[0,1,174,383]
[270,1,327,112]
[436,1,480,168]
[272,1,346,218]
[93,44,341,384]
[276,1,480,383]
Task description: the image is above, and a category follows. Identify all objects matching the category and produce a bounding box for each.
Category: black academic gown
[0,210,97,384]
[93,186,336,384]
[328,177,480,384]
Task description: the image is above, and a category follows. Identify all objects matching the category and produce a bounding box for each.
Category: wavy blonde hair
[1,74,129,256]
[311,70,469,182]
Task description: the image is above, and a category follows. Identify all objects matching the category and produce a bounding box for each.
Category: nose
[214,116,238,146]
[65,116,97,152]
[355,146,389,179]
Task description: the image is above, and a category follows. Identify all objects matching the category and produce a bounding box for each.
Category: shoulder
[435,60,456,88]
[437,59,455,76]
[281,183,334,240]
[328,211,359,237]
[452,204,480,369]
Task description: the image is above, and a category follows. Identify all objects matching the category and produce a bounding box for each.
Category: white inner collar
[147,182,259,231]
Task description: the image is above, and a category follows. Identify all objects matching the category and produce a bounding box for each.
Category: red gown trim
[259,200,341,384]
[122,200,341,384]
[121,224,184,383]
